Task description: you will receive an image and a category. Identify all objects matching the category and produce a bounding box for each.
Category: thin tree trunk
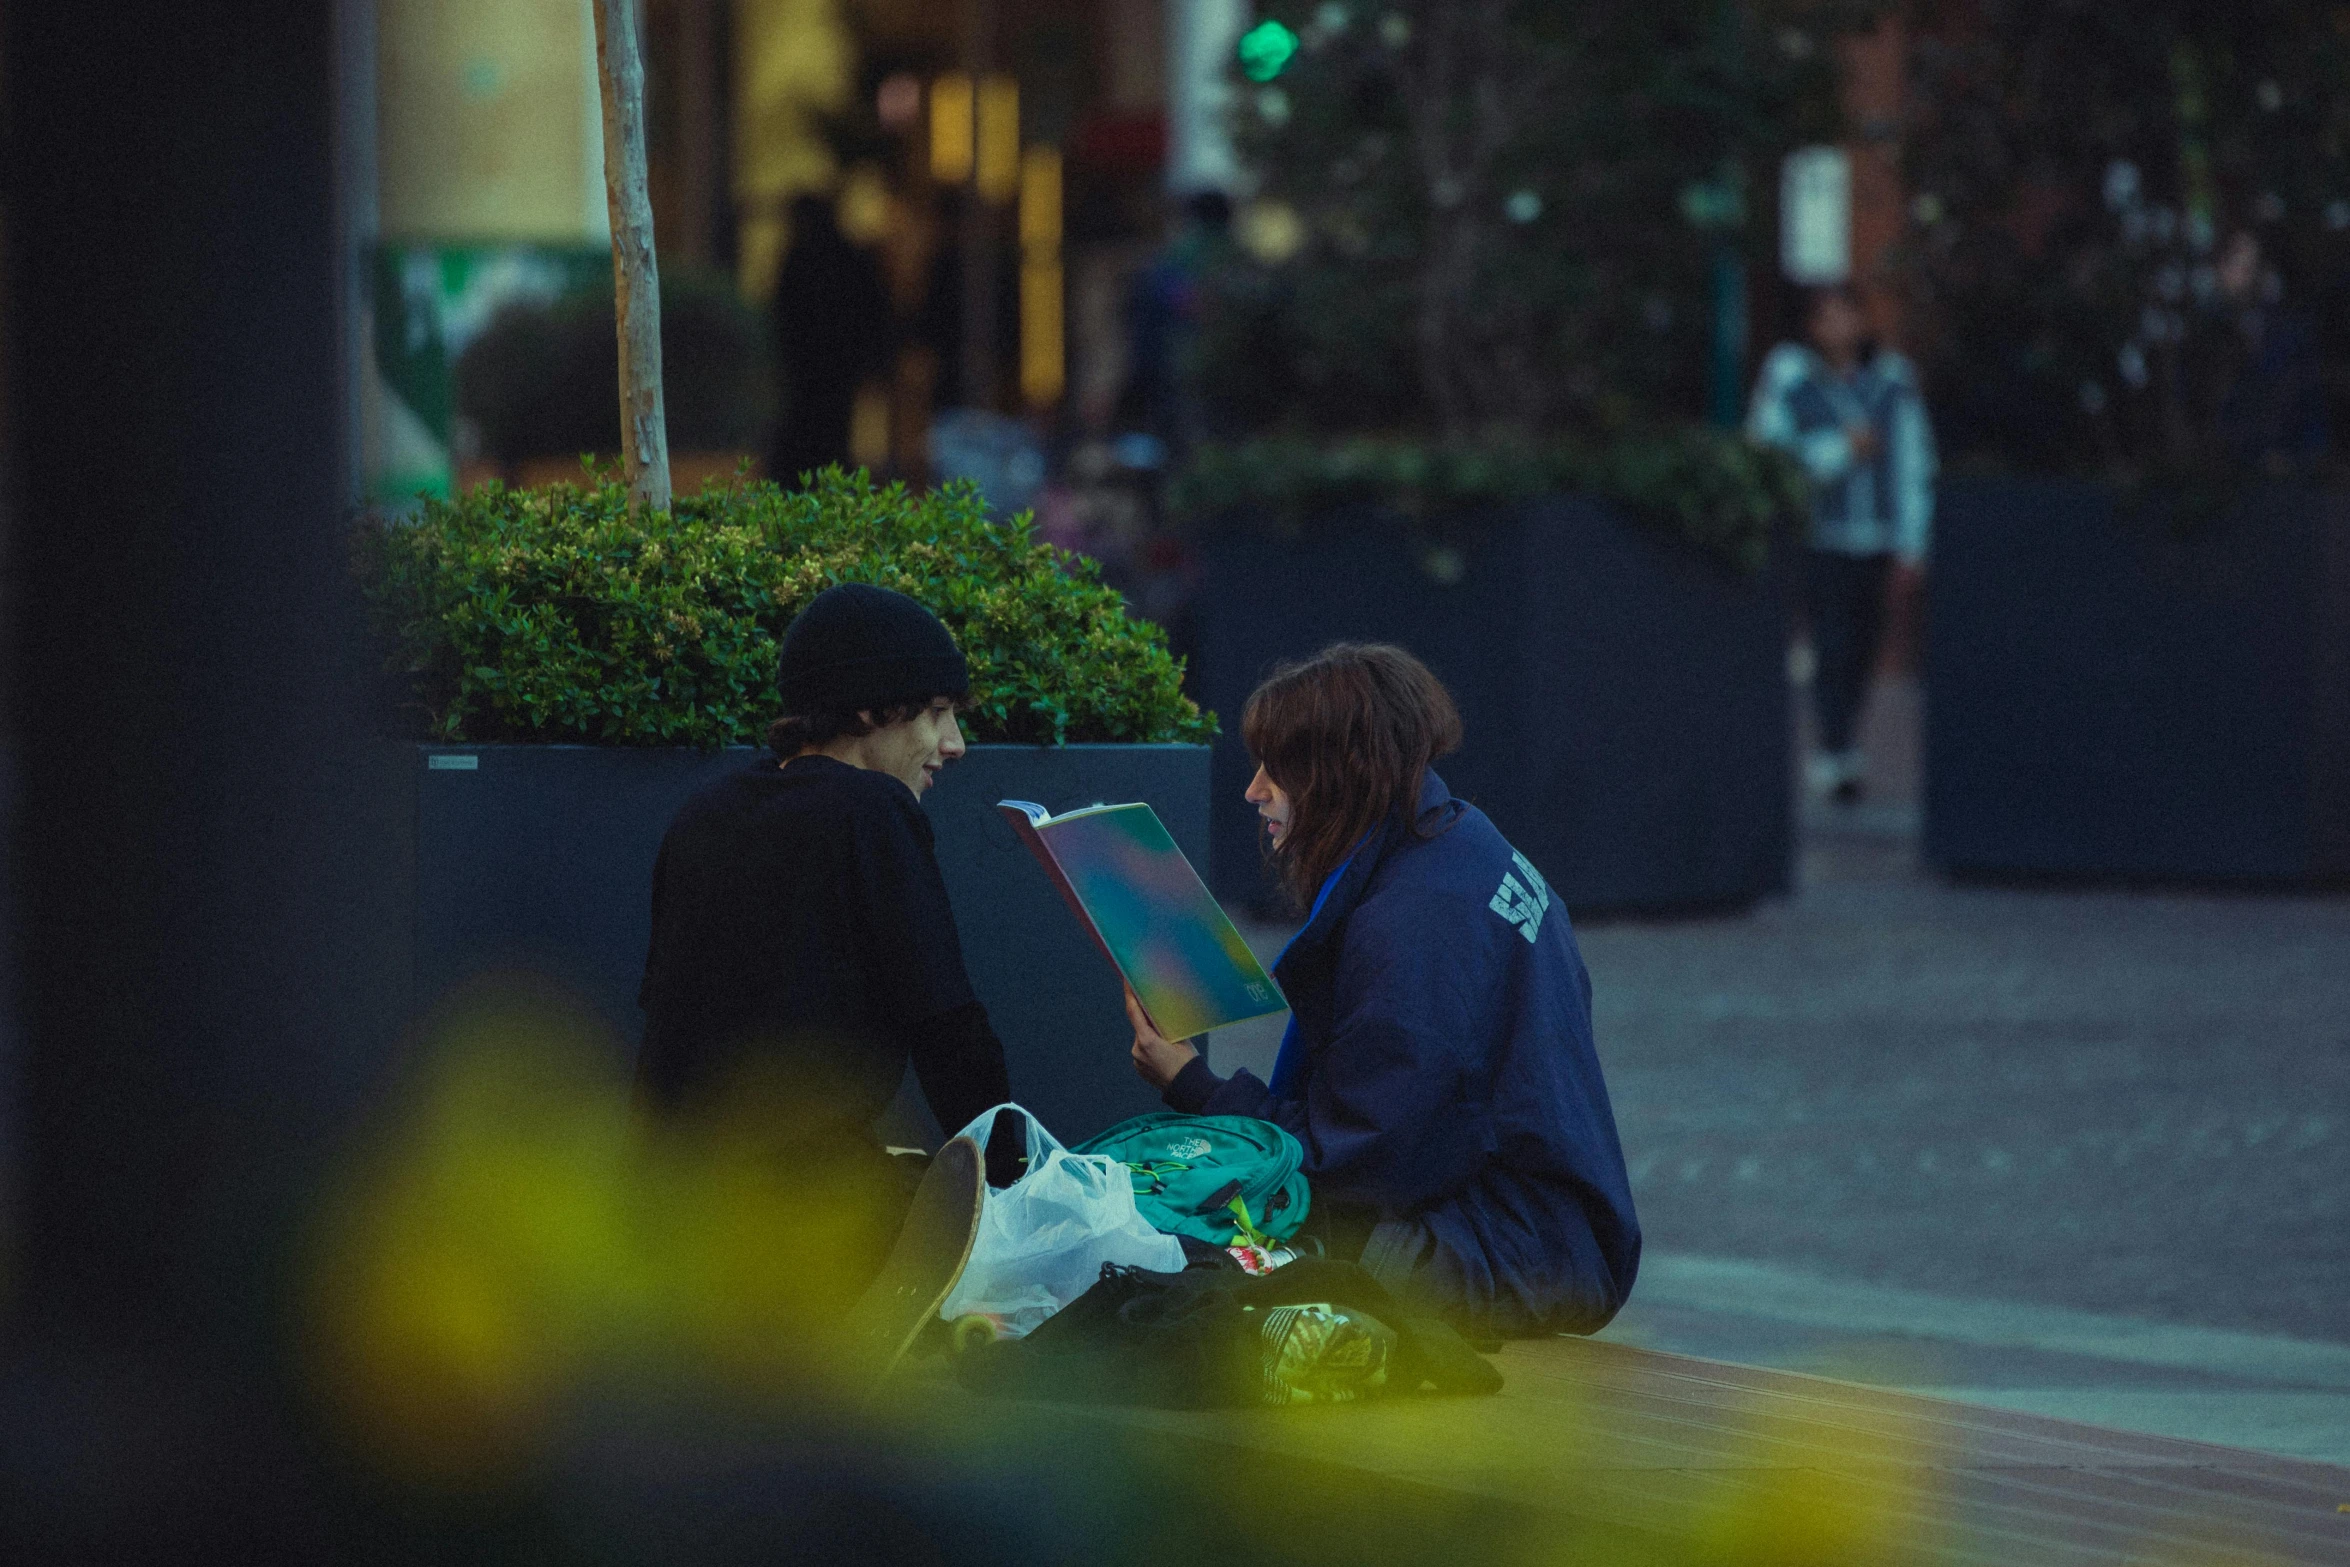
[592,0,671,509]
[1398,0,1548,439]
[1401,1,1469,437]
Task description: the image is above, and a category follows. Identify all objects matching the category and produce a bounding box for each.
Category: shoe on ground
[844,1133,983,1394]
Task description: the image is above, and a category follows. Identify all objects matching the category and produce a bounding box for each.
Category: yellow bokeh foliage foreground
[300,983,2302,1564]
[307,981,883,1478]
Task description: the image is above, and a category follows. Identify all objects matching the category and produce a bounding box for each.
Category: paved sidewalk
[904,1335,2350,1565]
[1584,797,2350,1465]
[1222,673,2350,1465]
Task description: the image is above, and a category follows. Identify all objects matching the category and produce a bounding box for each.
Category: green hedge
[1169,429,1808,574]
[355,468,1217,747]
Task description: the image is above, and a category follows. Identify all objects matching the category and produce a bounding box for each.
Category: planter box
[377,742,1212,1144]
[1195,497,1792,913]
[1925,478,2350,883]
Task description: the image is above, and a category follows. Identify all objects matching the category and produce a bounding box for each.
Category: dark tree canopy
[1903,0,2350,479]
[1195,0,1868,442]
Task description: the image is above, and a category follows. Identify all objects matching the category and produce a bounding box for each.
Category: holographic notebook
[999,799,1289,1042]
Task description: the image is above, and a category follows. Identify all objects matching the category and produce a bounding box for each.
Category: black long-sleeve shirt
[635,754,1010,1139]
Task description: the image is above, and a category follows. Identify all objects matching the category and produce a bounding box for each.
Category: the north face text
[1489,849,1552,943]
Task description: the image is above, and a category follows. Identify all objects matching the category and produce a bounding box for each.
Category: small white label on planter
[427,754,480,771]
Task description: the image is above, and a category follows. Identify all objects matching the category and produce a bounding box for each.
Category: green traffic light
[1238,19,1301,83]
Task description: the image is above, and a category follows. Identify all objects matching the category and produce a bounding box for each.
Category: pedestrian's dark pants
[1805,547,1893,754]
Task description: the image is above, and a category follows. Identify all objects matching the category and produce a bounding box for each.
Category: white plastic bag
[938,1103,1185,1338]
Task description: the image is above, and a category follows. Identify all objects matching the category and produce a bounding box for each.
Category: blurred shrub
[354,468,1216,746]
[1172,429,1807,574]
[1904,3,2350,482]
[456,267,774,463]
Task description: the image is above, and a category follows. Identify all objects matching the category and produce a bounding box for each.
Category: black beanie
[774,583,970,714]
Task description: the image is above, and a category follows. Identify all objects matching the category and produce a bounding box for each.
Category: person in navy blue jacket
[1125,643,1641,1339]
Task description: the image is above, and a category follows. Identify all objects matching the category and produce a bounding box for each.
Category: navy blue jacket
[1166,772,1641,1334]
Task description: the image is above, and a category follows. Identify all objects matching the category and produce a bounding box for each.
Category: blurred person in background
[1116,190,1232,460]
[914,187,1019,416]
[2212,227,2329,474]
[771,193,894,486]
[1748,284,1938,806]
[1123,644,1642,1344]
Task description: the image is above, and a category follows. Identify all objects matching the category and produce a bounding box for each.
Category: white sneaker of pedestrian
[1805,750,1846,794]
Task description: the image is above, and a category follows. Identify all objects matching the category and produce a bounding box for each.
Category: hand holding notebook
[998,799,1288,1042]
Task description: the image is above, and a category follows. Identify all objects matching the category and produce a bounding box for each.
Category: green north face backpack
[1072,1113,1312,1247]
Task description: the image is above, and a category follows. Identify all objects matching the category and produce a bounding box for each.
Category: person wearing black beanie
[773,581,970,722]
[634,583,1012,1375]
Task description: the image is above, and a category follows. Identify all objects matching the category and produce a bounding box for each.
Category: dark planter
[1926,478,2350,883]
[1195,496,1792,913]
[377,742,1213,1145]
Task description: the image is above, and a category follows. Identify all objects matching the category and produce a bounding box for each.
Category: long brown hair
[1241,642,1464,906]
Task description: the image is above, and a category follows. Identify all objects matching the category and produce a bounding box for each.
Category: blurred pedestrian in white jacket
[1747,285,1937,804]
